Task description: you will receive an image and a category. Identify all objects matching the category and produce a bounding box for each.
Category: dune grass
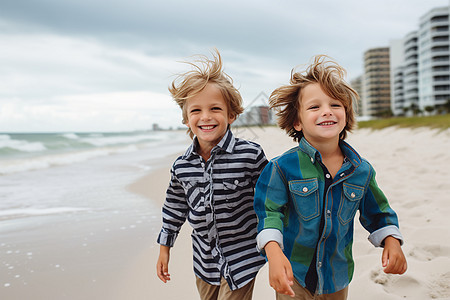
[357,114,450,130]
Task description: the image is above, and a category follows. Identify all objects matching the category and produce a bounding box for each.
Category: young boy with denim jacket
[254,55,407,299]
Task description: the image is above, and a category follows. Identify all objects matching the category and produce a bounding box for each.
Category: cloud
[0,91,180,132]
[0,28,180,98]
[0,0,448,132]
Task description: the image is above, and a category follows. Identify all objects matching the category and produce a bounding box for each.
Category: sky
[1,0,449,132]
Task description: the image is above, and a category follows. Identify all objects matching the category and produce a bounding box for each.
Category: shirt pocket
[289,178,320,221]
[222,177,253,207]
[338,183,364,225]
[180,180,205,211]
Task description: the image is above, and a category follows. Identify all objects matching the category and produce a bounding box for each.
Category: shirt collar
[183,128,235,159]
[298,137,362,167]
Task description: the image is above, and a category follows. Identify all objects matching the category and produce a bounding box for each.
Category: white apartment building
[391,5,449,115]
[404,31,420,112]
[418,6,450,111]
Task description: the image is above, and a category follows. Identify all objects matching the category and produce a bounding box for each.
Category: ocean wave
[60,133,80,140]
[80,134,161,147]
[0,130,188,174]
[0,207,90,219]
[0,135,47,152]
[0,145,138,175]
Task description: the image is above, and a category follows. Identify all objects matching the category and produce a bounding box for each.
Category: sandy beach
[142,126,450,300]
[1,126,449,299]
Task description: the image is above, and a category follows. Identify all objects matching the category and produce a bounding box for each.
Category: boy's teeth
[201,125,214,130]
[320,122,335,126]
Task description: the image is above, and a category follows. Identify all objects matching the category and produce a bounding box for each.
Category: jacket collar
[298,137,362,168]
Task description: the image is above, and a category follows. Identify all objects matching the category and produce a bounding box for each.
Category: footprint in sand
[371,268,450,299]
[428,272,450,299]
[370,268,423,298]
[408,245,450,261]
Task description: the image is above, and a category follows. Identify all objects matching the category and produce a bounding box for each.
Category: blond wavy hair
[169,49,244,139]
[269,55,358,142]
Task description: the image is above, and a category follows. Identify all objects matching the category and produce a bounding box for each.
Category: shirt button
[302,187,308,193]
[340,173,345,177]
[351,192,356,198]
[318,262,322,268]
[310,157,314,163]
[325,174,331,179]
[234,180,239,185]
[326,210,331,217]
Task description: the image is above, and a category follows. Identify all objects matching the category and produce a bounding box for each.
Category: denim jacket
[254,137,403,294]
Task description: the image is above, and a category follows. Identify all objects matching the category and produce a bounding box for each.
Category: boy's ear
[228,114,236,124]
[294,122,302,132]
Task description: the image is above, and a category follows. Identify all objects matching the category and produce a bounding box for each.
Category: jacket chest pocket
[181,180,205,211]
[222,177,252,207]
[338,183,364,225]
[289,179,320,221]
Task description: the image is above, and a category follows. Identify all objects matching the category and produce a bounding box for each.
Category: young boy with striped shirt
[254,55,407,299]
[156,49,268,300]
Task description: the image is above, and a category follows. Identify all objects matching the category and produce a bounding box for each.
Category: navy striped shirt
[157,129,268,290]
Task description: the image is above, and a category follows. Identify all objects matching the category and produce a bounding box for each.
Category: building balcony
[431,40,450,47]
[430,29,449,39]
[431,58,450,67]
[432,69,450,77]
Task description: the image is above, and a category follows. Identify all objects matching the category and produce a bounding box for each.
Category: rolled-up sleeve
[368,225,404,247]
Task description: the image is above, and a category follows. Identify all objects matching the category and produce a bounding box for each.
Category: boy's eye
[211,107,222,111]
[308,105,319,110]
[331,103,343,108]
[190,109,201,113]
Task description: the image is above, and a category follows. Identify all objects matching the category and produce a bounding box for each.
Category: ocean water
[0,131,188,175]
[0,130,192,294]
[0,130,190,223]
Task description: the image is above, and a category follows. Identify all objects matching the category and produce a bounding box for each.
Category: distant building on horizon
[235,105,275,126]
[235,91,276,127]
[350,75,363,115]
[362,47,391,117]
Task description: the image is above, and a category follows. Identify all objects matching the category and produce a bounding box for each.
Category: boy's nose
[200,111,212,120]
[322,106,333,116]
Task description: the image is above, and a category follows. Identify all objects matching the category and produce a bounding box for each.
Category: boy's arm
[157,166,188,248]
[358,166,407,274]
[251,145,269,186]
[381,236,407,274]
[265,241,295,297]
[254,161,294,295]
[254,160,289,238]
[156,166,189,281]
[156,245,171,282]
[359,168,404,247]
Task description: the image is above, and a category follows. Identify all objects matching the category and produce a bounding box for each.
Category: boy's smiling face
[185,83,235,151]
[294,83,346,146]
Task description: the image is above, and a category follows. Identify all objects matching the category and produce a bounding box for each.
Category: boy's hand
[382,236,407,274]
[156,245,171,283]
[265,241,295,297]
